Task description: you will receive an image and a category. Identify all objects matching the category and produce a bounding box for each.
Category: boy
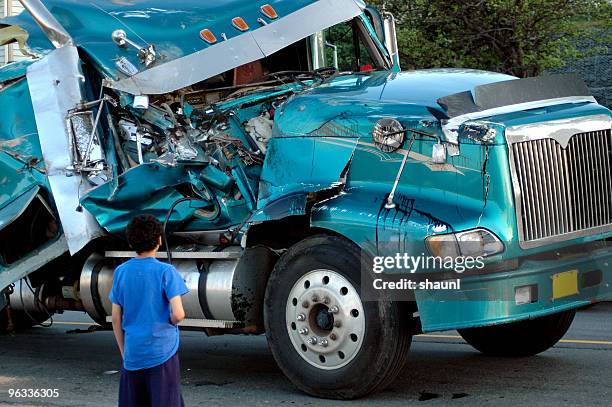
[110,214,189,407]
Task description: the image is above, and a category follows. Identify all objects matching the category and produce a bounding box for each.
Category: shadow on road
[0,302,609,406]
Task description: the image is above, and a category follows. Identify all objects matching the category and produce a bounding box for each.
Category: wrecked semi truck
[1,0,611,399]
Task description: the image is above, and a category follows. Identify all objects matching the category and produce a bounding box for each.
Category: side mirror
[309,32,327,70]
[325,42,339,70]
[432,143,447,164]
[364,7,386,43]
[381,11,400,70]
[365,6,400,69]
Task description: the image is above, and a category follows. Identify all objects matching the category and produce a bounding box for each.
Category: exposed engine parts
[65,95,121,186]
[244,110,274,153]
[66,108,108,185]
[121,92,284,167]
[62,74,291,222]
[117,119,156,165]
[60,83,297,239]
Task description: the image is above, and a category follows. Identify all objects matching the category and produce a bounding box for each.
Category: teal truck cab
[0,0,610,399]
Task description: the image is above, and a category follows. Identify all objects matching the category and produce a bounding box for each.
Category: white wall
[1,0,6,65]
[1,0,27,66]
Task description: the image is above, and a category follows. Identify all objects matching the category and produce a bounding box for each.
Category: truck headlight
[372,118,405,152]
[425,228,504,258]
[458,121,498,144]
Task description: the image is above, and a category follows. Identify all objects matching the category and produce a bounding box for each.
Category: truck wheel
[458,309,576,357]
[0,307,44,332]
[264,235,411,399]
[9,310,45,329]
[0,307,7,333]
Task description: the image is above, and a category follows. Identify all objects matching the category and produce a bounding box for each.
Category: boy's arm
[164,265,189,325]
[111,303,124,358]
[169,295,186,325]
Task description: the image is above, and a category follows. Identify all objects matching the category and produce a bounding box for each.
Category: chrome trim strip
[178,319,239,329]
[104,316,239,329]
[17,0,72,48]
[506,115,612,249]
[506,114,611,148]
[26,46,105,254]
[104,0,365,95]
[515,224,612,250]
[104,249,241,259]
[442,96,597,143]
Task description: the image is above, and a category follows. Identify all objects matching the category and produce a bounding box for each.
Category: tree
[370,0,612,77]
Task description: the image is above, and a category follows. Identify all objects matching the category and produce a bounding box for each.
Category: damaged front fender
[26,45,105,254]
[80,163,200,235]
[248,134,357,227]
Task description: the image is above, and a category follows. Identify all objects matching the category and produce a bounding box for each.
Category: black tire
[0,307,44,332]
[10,309,47,329]
[264,235,412,399]
[0,307,7,333]
[458,309,576,357]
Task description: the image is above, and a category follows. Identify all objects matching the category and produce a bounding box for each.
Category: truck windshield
[322,19,381,72]
[176,16,388,103]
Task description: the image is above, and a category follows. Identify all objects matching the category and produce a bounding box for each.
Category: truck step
[105,316,239,329]
[104,248,241,260]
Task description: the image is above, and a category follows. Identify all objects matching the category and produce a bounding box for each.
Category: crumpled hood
[6,0,366,94]
[275,69,517,136]
[313,69,517,107]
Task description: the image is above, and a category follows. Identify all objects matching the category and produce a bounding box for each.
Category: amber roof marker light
[232,17,250,32]
[199,29,218,44]
[260,4,279,19]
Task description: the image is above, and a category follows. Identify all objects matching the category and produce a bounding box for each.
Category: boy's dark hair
[126,215,163,254]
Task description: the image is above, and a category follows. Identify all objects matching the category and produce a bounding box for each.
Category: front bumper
[417,242,611,332]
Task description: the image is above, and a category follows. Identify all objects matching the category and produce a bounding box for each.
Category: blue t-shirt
[109,257,189,371]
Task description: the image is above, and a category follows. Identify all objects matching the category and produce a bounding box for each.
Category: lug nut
[323,297,330,304]
[311,295,319,303]
[299,327,309,335]
[319,339,329,347]
[334,320,342,328]
[302,301,310,308]
[329,333,337,341]
[297,313,306,321]
[308,336,318,345]
[329,306,339,314]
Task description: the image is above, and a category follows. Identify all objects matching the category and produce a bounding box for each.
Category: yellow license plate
[552,270,579,299]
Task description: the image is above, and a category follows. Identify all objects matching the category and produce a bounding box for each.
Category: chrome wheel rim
[285,269,365,370]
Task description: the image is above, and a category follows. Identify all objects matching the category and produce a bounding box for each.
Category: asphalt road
[0,303,610,407]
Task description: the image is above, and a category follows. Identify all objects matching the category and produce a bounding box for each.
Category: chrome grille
[510,129,612,246]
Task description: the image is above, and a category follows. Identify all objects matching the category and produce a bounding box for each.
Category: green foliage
[325,21,377,71]
[369,0,612,77]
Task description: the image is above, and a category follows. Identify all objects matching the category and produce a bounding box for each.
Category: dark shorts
[119,352,185,407]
